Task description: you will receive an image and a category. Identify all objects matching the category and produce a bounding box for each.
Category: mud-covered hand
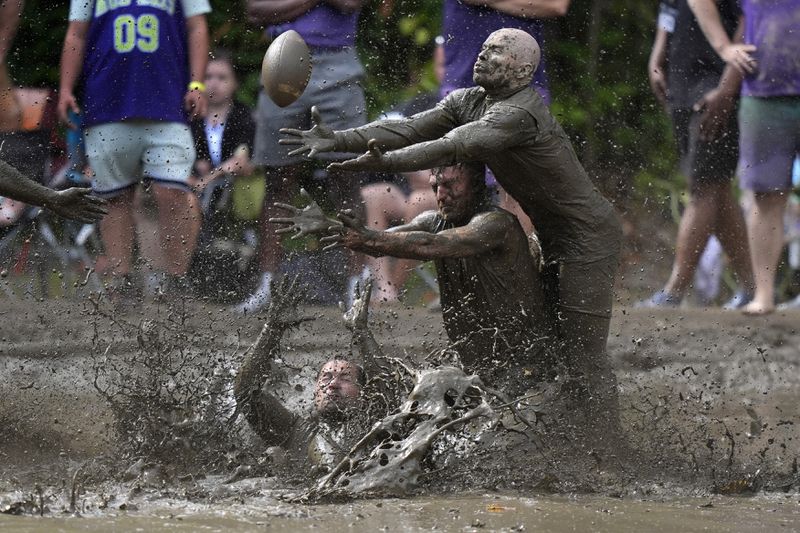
[279,106,336,158]
[269,188,342,239]
[320,209,374,252]
[341,278,373,332]
[264,275,313,330]
[327,139,386,172]
[46,188,108,223]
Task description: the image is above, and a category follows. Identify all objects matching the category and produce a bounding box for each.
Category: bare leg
[361,182,405,301]
[712,184,755,291]
[743,190,788,315]
[99,188,136,276]
[152,185,200,276]
[498,185,534,235]
[662,184,724,297]
[390,188,439,293]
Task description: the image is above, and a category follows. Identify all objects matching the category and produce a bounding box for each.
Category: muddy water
[1,300,800,530]
[1,493,799,532]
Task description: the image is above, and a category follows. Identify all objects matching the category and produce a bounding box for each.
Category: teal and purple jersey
[69,0,211,127]
[741,0,800,97]
[267,5,359,49]
[441,0,550,103]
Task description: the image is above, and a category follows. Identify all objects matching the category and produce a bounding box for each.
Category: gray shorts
[85,121,195,197]
[254,47,367,167]
[738,96,800,192]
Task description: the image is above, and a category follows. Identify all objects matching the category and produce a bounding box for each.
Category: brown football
[261,30,312,108]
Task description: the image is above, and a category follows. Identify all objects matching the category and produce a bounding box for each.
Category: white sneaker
[233,272,273,314]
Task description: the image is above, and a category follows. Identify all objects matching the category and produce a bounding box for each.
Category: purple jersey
[741,0,800,97]
[78,1,197,127]
[268,5,359,48]
[441,0,550,102]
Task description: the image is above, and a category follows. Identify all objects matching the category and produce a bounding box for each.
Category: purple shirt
[268,5,359,48]
[441,0,550,103]
[741,0,800,97]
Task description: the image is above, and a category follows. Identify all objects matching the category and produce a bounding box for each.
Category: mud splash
[1,300,799,527]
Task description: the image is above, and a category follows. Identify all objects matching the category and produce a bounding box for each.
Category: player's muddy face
[313,360,363,417]
[205,60,237,104]
[430,167,474,223]
[473,34,520,91]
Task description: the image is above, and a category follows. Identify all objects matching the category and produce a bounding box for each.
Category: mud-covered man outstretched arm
[0,160,107,222]
[233,275,310,447]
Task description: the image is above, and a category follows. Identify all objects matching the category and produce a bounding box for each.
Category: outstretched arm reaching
[0,159,107,222]
[279,104,459,158]
[233,275,313,445]
[322,209,511,261]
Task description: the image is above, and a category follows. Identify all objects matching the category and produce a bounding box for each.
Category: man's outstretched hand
[320,209,373,252]
[327,139,386,172]
[47,188,108,223]
[279,106,336,158]
[341,278,372,332]
[269,188,342,239]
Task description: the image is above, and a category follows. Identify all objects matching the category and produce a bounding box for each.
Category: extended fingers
[273,202,300,213]
[279,128,304,138]
[288,146,311,157]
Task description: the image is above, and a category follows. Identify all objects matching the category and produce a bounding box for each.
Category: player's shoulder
[470,206,517,227]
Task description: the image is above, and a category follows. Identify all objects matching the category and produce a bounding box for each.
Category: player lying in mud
[233,275,399,472]
[271,163,556,398]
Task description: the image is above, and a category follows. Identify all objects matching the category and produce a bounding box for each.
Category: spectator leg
[743,190,789,314]
[712,183,755,292]
[361,182,406,301]
[152,185,200,276]
[98,188,137,276]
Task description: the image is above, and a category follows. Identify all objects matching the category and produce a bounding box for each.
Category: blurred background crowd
[0,0,798,314]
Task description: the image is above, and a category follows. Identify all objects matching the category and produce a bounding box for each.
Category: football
[261,30,312,108]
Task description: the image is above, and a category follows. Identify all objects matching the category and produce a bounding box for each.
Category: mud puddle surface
[1,300,799,529]
[1,493,799,532]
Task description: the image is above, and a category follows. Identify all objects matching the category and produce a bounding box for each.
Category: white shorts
[84,121,195,197]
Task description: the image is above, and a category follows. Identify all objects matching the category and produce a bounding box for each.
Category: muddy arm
[0,159,107,222]
[324,210,510,261]
[329,108,533,174]
[233,276,309,445]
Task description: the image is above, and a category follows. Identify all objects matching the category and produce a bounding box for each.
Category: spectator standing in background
[690,0,800,314]
[58,0,210,304]
[242,0,368,313]
[441,0,570,235]
[638,0,754,309]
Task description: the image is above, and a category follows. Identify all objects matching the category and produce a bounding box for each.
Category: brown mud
[1,296,799,528]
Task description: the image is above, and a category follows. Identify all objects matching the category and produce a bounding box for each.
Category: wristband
[188,81,206,92]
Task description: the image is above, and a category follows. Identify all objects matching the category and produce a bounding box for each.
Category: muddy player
[233,276,390,470]
[280,28,622,417]
[292,162,555,396]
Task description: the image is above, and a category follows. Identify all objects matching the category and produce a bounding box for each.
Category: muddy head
[313,359,365,420]
[429,162,488,224]
[473,28,541,94]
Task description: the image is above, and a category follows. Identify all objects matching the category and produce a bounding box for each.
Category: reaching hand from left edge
[327,139,386,172]
[269,188,342,239]
[47,188,108,223]
[341,278,373,332]
[265,274,313,330]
